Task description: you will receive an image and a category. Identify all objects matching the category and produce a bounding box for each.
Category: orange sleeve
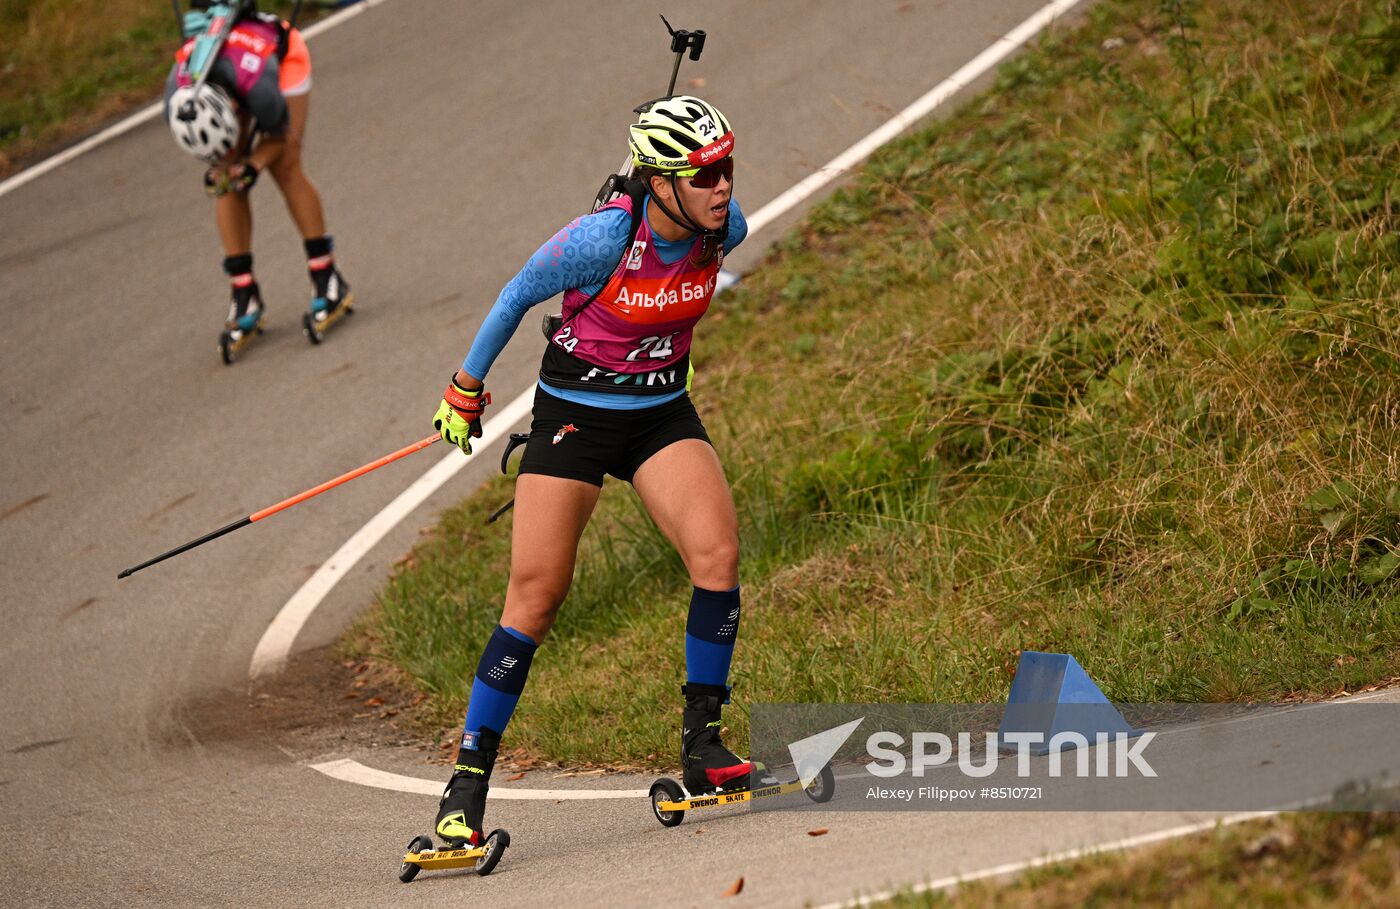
[278,27,312,93]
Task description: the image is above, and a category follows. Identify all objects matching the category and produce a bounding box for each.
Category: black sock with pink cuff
[304,235,334,273]
[222,252,254,282]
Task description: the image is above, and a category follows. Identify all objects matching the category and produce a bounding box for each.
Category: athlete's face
[675,159,733,232]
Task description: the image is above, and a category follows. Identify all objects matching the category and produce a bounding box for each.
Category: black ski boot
[225,278,265,336]
[218,278,266,364]
[681,683,753,795]
[435,729,498,848]
[309,263,351,320]
[303,264,353,343]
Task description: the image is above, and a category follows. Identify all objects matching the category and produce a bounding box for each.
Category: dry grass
[0,1,314,175]
[879,812,1400,907]
[363,0,1400,765]
[0,1,180,173]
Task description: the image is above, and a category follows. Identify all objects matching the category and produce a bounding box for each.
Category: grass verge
[358,0,1400,767]
[0,0,322,176]
[874,812,1400,907]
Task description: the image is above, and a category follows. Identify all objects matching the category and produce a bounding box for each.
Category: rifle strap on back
[542,177,648,339]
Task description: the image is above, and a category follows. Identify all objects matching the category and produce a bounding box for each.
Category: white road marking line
[0,0,389,202]
[259,0,1088,800]
[247,266,735,679]
[250,0,1086,682]
[11,0,1360,886]
[743,0,1087,237]
[310,758,649,799]
[811,811,1280,909]
[249,389,535,677]
[825,688,1400,784]
[813,690,1400,905]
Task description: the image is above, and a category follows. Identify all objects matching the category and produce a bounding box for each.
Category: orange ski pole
[118,434,441,579]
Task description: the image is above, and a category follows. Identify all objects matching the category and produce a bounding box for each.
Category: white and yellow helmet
[629,95,734,172]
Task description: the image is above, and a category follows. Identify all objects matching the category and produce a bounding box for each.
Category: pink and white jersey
[547,194,721,383]
[174,16,284,97]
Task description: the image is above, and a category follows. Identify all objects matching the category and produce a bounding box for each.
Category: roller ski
[302,266,353,344]
[397,831,510,884]
[648,683,836,827]
[399,729,511,882]
[218,279,266,365]
[649,766,836,827]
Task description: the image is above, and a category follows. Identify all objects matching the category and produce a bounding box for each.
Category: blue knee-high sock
[460,625,537,751]
[685,586,741,687]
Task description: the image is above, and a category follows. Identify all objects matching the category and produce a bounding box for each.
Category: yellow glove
[434,378,490,455]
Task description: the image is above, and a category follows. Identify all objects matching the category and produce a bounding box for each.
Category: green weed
[363,0,1400,765]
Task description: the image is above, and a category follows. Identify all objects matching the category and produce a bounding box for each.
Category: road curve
[0,2,1110,906]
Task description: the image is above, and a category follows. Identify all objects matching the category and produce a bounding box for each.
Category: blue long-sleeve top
[463,197,746,410]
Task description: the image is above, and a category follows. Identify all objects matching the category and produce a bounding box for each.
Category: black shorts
[517,386,712,486]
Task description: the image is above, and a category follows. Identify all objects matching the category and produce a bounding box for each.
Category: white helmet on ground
[167,84,239,162]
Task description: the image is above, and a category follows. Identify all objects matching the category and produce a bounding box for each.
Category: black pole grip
[500,433,531,476]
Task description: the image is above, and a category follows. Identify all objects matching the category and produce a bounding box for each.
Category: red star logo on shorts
[552,424,578,445]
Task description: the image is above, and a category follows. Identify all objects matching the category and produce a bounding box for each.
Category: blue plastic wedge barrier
[997,651,1140,755]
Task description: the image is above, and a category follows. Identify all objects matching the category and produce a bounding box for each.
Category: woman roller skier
[164,1,351,360]
[429,96,751,848]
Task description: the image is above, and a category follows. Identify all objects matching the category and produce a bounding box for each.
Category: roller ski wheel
[475,828,510,876]
[303,292,354,345]
[398,835,434,883]
[397,828,509,883]
[217,314,265,365]
[802,763,837,804]
[650,777,686,828]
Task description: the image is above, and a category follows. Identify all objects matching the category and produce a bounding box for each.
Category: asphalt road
[1,2,1286,906]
